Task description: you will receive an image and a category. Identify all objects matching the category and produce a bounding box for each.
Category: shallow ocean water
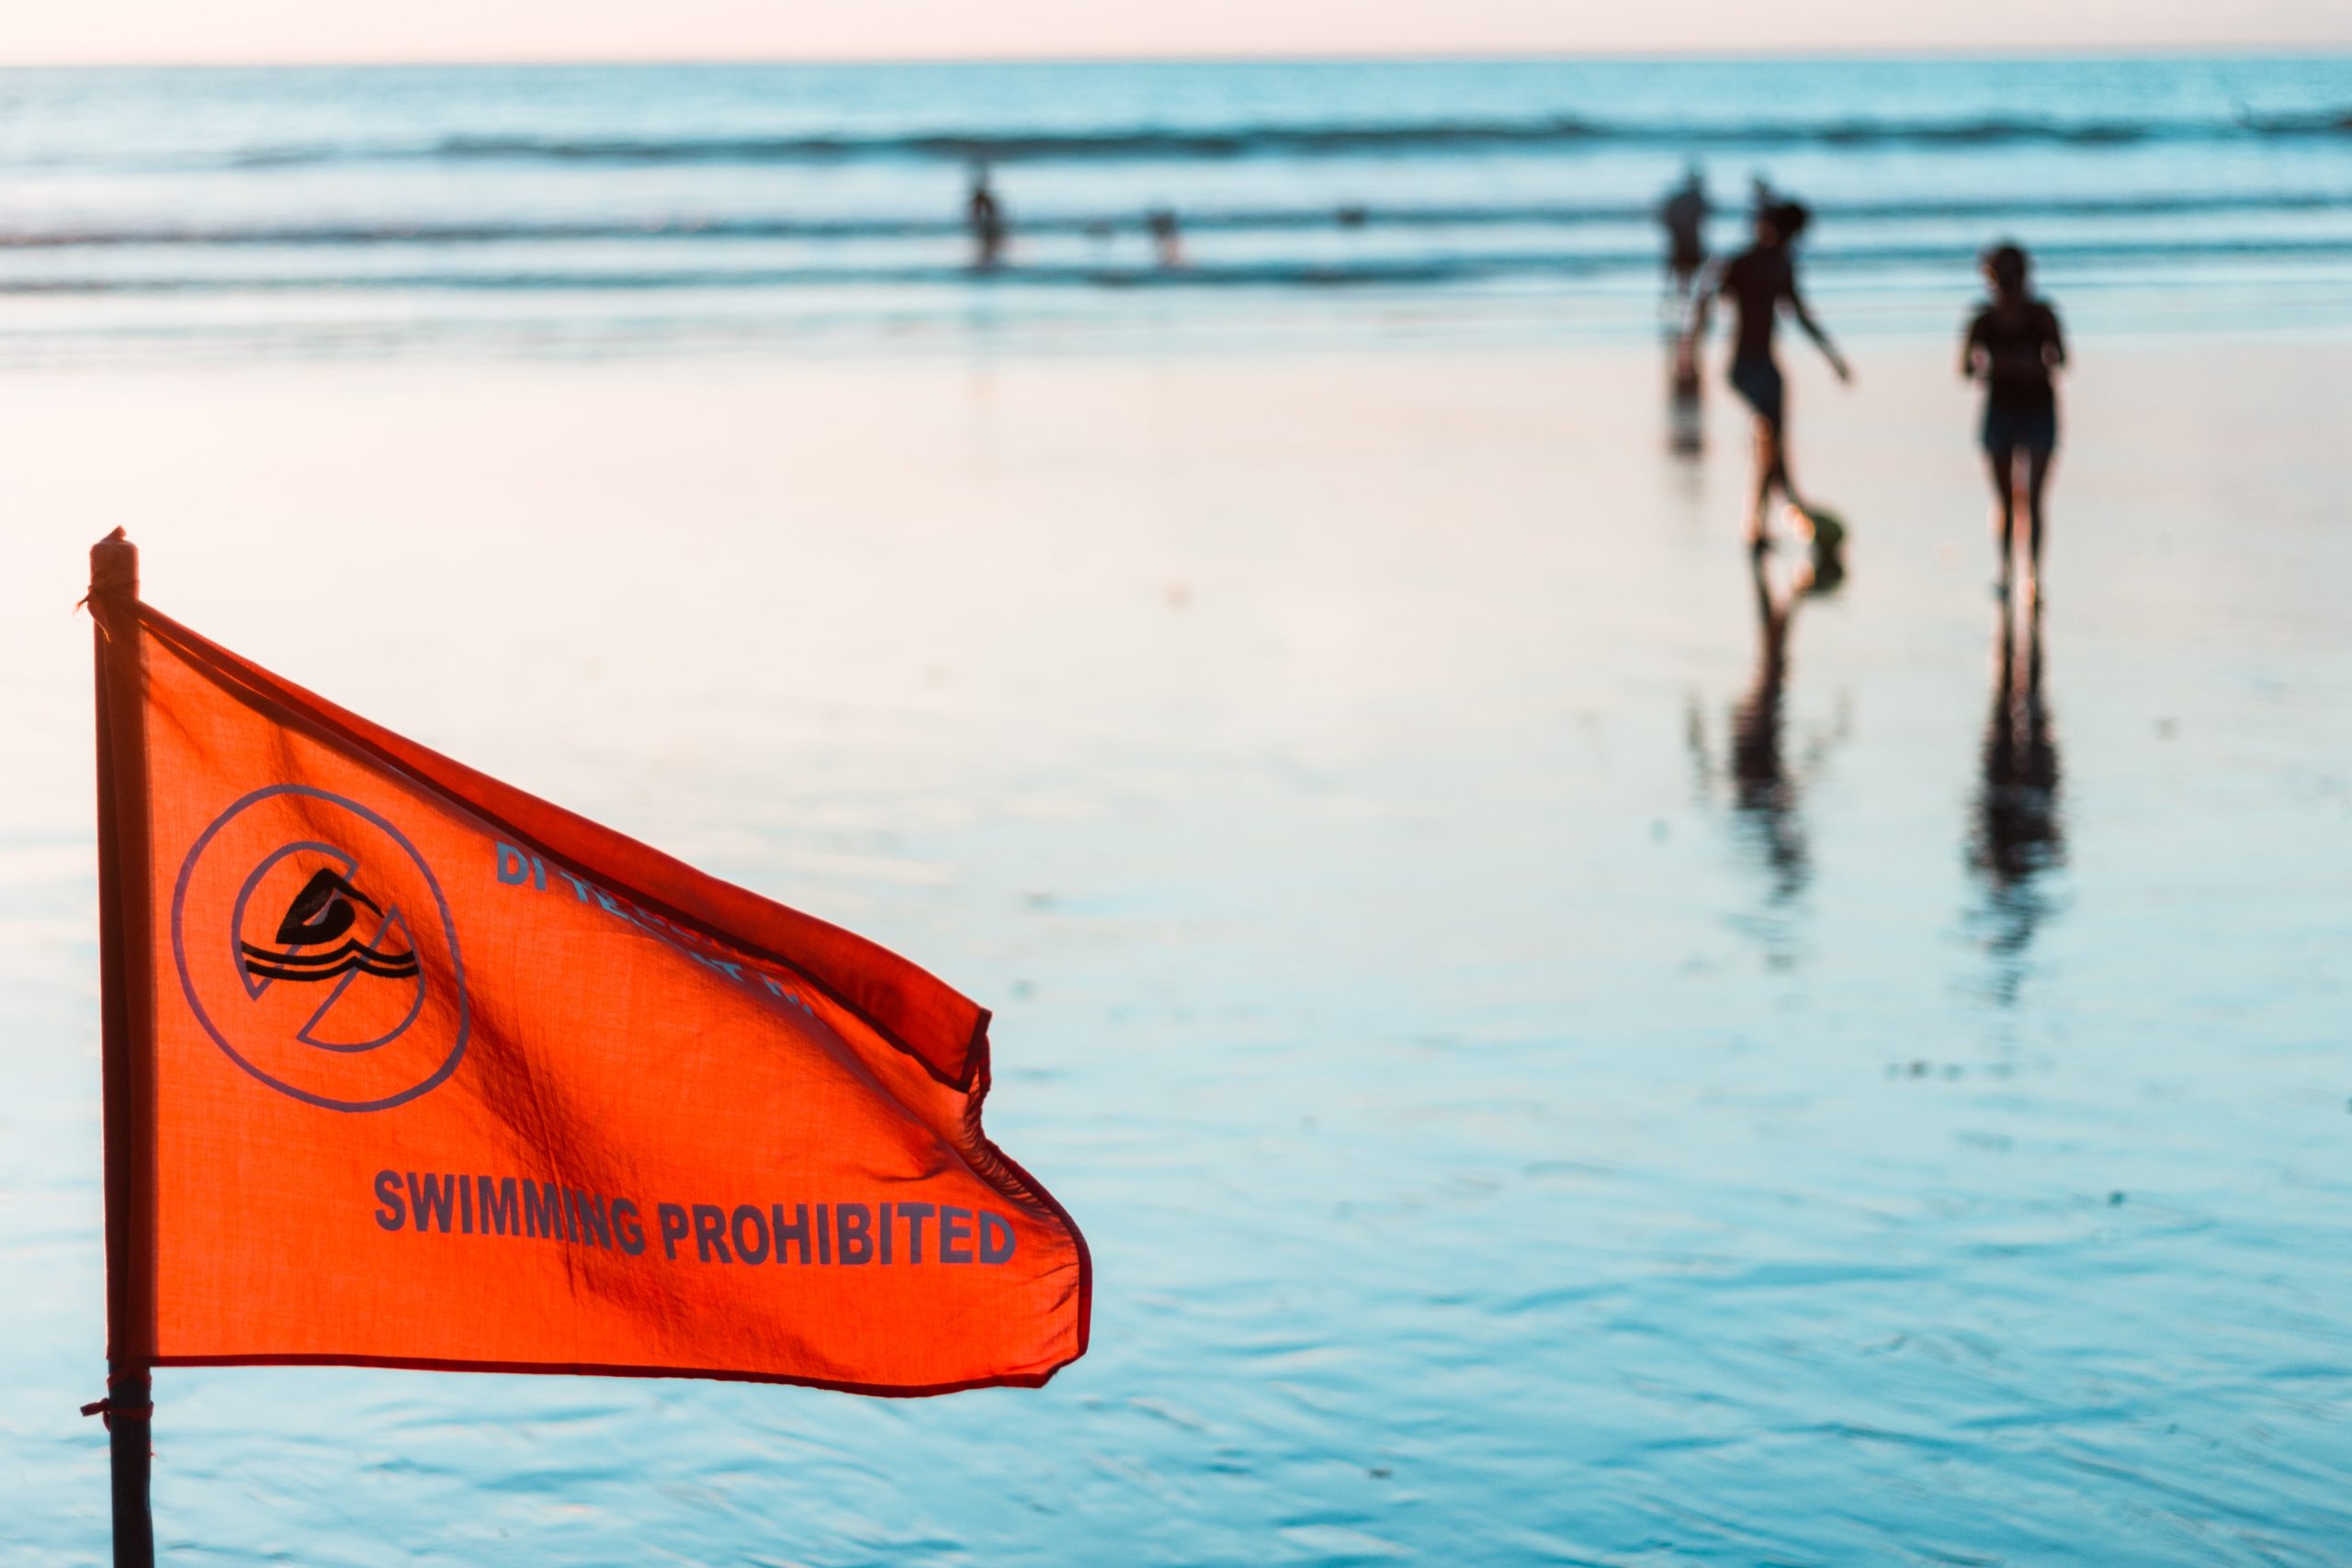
[2,56,2349,360]
[0,322,2347,1562]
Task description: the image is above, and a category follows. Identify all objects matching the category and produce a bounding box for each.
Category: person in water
[1962,243,2066,600]
[1658,164,1711,302]
[1148,208,1184,268]
[1685,198,1851,544]
[967,164,1006,269]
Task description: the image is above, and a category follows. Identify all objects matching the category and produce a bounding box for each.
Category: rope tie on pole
[83,1369,154,1429]
[80,1398,155,1429]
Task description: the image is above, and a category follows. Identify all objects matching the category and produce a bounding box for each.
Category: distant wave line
[5,191,2349,252]
[52,108,2339,173]
[6,234,2349,296]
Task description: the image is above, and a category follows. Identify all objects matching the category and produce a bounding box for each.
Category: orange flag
[87,534,1089,1395]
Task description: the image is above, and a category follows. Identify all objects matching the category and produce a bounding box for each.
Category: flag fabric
[88,565,1089,1395]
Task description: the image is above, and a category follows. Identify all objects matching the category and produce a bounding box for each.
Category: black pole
[90,528,157,1568]
[106,1370,153,1566]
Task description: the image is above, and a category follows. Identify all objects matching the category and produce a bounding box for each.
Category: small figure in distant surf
[1148,208,1184,268]
[1660,166,1712,457]
[1683,197,1852,548]
[1962,242,2066,604]
[967,164,1007,269]
[1658,164,1712,304]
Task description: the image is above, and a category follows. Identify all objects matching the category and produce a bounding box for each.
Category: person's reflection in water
[1968,601,2065,1004]
[1731,548,1808,915]
[1689,546,1843,967]
[1667,331,1704,457]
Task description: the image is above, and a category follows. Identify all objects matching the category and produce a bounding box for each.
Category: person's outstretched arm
[1789,287,1851,382]
[1680,265,1721,353]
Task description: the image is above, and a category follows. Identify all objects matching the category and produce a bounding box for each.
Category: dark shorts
[1728,355,1783,427]
[1982,402,2057,455]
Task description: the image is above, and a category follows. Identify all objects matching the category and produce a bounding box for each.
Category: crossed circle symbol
[170,785,469,1112]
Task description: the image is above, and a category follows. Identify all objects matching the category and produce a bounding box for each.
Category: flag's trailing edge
[89,548,1090,1398]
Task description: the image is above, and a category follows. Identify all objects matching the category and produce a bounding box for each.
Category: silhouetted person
[1968,600,2064,1004]
[1660,167,1711,454]
[1963,243,2066,603]
[967,164,1006,269]
[1658,164,1711,302]
[1685,199,1851,545]
[1148,208,1183,268]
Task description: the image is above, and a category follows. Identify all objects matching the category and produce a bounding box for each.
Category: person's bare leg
[1770,415,1812,524]
[2020,446,2052,600]
[1986,446,2018,595]
[1746,418,1776,546]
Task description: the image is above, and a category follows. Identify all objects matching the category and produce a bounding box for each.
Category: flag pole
[88,528,157,1568]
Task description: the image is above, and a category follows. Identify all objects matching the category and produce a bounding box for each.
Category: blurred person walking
[1685,198,1851,547]
[1962,243,2066,603]
[1659,166,1712,455]
[1658,164,1711,304]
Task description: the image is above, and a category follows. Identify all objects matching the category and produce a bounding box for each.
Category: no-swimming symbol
[171,785,469,1112]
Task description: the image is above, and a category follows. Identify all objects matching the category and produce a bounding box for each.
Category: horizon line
[6,40,2351,72]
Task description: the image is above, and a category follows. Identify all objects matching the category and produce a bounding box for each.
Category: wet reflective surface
[2,332,2349,1562]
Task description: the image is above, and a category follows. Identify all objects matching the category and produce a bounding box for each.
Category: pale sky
[7,0,2351,67]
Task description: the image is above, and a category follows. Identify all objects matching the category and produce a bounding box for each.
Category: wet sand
[3,333,2349,1562]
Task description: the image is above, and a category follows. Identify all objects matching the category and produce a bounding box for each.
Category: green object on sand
[1803,506,1848,593]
